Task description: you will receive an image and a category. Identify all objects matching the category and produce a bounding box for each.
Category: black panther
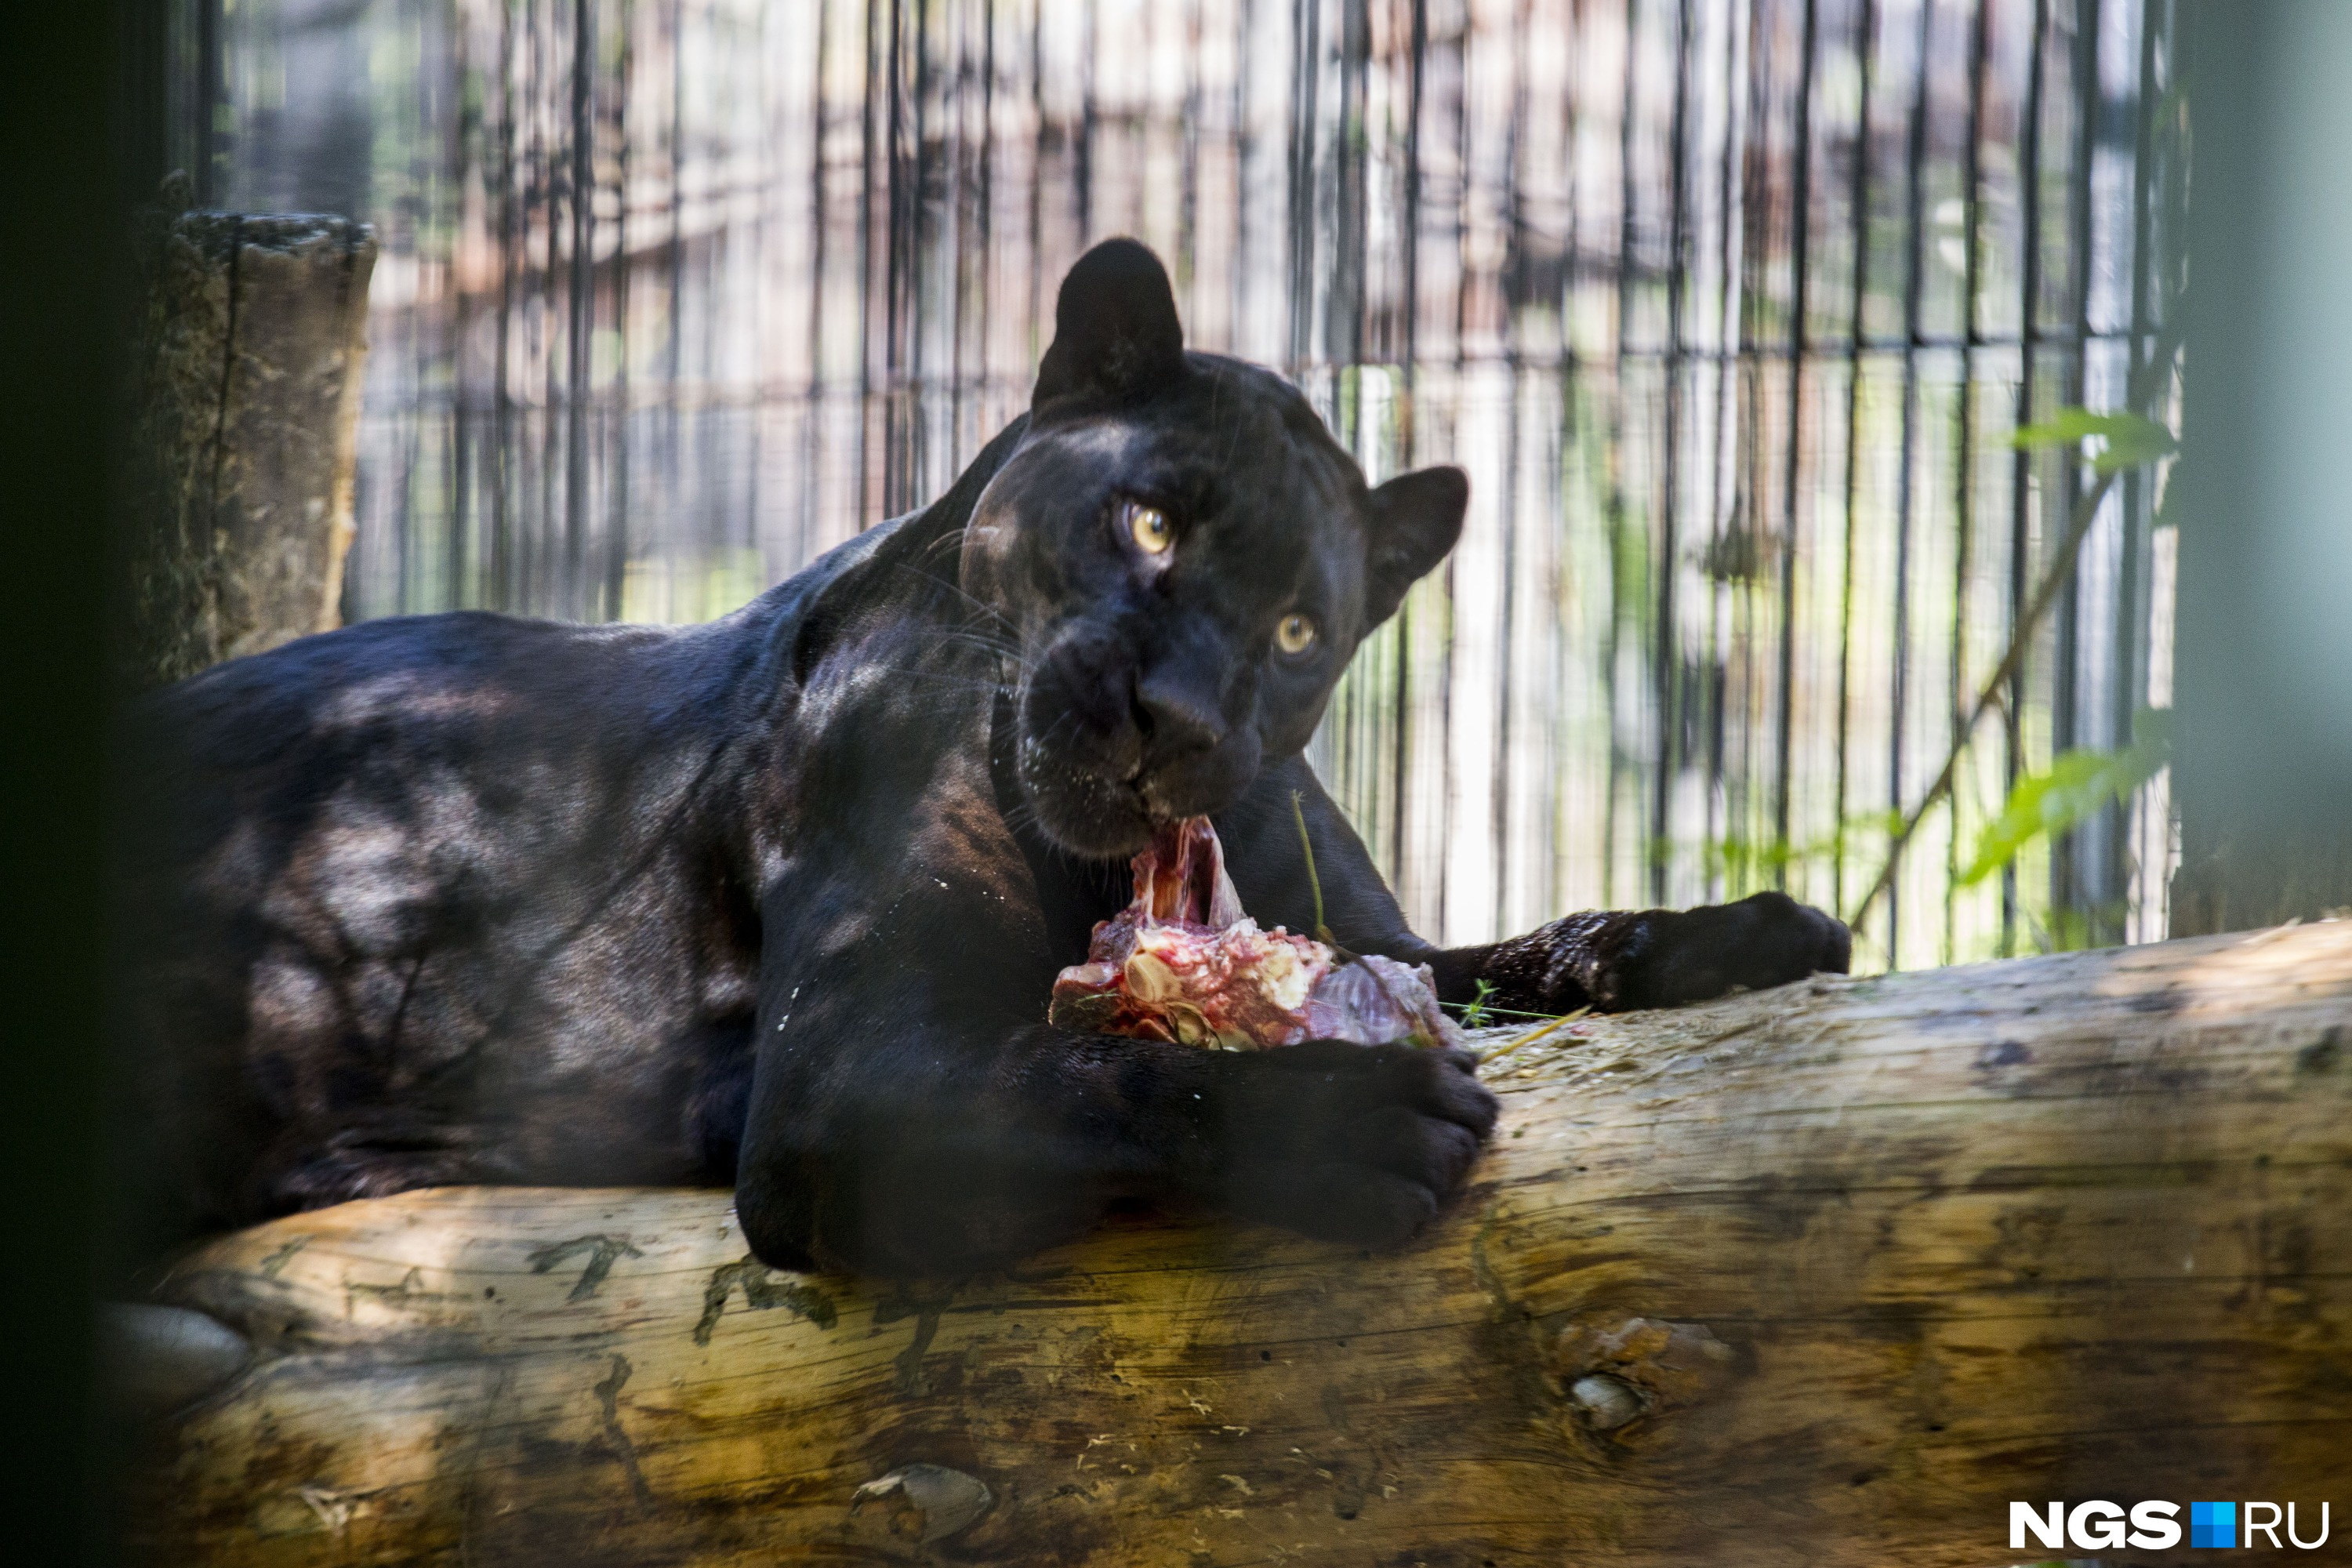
[113,239,1849,1281]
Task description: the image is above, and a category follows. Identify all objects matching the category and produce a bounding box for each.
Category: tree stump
[122,187,376,688]
[119,923,2352,1566]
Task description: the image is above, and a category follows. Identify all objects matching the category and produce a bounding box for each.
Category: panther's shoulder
[761,414,1033,685]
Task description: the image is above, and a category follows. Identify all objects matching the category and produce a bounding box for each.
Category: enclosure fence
[207,0,2180,967]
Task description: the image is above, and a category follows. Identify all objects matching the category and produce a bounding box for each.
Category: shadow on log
[121,924,2352,1565]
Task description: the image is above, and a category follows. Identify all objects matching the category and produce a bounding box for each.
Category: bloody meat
[1047,817,1464,1051]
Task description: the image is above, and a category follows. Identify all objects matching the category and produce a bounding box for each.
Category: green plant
[2012,407,2178,474]
[1846,354,2184,935]
[1289,789,1350,956]
[1959,710,2172,888]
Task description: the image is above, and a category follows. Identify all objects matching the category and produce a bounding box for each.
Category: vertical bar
[1945,0,1991,961]
[1436,0,1474,939]
[1774,0,1821,880]
[1605,0,1640,909]
[943,0,967,478]
[2049,0,2100,928]
[605,0,633,622]
[541,0,568,612]
[195,0,225,203]
[1886,0,1933,963]
[739,1,767,567]
[801,0,833,567]
[1079,0,1098,241]
[1287,0,1322,372]
[2118,0,2161,715]
[2112,0,2161,931]
[566,0,597,617]
[1711,0,1750,906]
[858,0,883,527]
[1233,0,1252,353]
[1552,0,1587,918]
[394,292,417,615]
[1029,0,1048,339]
[1832,0,1875,920]
[1393,0,1428,886]
[907,0,927,510]
[450,12,481,612]
[665,0,684,561]
[1180,0,1202,299]
[978,0,998,466]
[884,0,909,515]
[2126,0,2154,728]
[492,0,519,610]
[919,0,942,497]
[1494,0,1534,937]
[2003,0,2050,954]
[1330,0,1370,366]
[1650,0,1693,907]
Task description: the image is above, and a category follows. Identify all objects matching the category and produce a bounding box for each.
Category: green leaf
[1960,711,2173,887]
[2011,407,2178,474]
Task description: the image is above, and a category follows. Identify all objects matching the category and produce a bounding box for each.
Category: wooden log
[122,924,2352,1566]
[122,183,376,688]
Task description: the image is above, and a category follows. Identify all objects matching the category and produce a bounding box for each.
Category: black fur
[111,240,1848,1281]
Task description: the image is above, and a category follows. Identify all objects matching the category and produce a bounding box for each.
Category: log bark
[121,924,2352,1566]
[122,187,376,688]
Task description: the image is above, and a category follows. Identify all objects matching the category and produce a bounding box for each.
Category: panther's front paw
[1614,891,1850,1010]
[1210,1040,1500,1248]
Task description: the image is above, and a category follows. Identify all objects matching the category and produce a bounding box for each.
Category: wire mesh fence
[206,0,2180,965]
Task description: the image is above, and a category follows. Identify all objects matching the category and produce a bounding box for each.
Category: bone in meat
[1047,817,1463,1051]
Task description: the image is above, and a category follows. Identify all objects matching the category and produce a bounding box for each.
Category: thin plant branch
[1289,789,1358,964]
[1846,325,2185,934]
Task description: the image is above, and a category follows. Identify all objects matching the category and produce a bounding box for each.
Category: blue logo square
[2191,1501,2237,1548]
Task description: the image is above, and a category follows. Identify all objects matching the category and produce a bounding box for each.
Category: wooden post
[122,188,376,688]
[120,924,2352,1565]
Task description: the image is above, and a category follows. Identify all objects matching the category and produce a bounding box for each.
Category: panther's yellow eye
[1126,502,1173,555]
[1276,613,1318,655]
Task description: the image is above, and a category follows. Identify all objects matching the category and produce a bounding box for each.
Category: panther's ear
[1363,466,1468,627]
[1033,238,1186,408]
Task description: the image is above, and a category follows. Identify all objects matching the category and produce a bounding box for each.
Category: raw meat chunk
[1048,817,1463,1051]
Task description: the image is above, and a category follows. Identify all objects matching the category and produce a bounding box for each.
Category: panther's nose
[1134,668,1226,760]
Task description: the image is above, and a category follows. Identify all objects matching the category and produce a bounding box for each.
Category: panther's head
[961,238,1467,859]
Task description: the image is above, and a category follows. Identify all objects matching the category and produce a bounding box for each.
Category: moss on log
[122,924,2352,1565]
